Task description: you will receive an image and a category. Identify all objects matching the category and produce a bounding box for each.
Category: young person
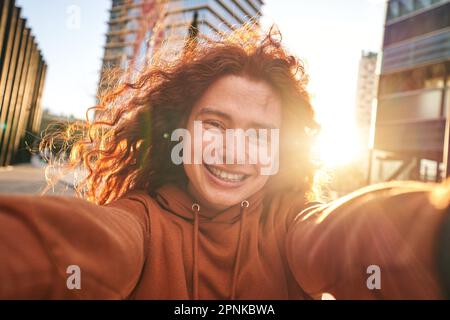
[0,28,449,300]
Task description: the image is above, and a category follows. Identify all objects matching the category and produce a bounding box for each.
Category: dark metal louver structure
[0,0,47,166]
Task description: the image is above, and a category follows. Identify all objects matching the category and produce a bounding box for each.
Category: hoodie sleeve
[0,192,150,299]
[286,181,450,299]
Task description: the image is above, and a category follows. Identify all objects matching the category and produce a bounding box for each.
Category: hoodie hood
[154,183,266,222]
[154,183,266,300]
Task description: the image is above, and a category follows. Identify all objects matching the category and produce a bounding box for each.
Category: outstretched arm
[286,181,450,299]
[0,192,150,299]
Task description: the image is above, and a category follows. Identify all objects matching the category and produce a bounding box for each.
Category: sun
[314,124,363,168]
[311,96,364,169]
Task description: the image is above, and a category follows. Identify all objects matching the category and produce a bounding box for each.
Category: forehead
[191,75,282,127]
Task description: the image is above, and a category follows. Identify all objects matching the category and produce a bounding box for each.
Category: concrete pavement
[0,163,76,196]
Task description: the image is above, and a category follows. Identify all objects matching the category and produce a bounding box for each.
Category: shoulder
[263,189,320,230]
[108,190,161,231]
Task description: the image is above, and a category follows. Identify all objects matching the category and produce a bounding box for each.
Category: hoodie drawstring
[191,203,200,300]
[191,200,249,300]
[230,200,248,300]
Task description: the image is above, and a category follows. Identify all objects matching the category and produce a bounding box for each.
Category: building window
[384,1,450,46]
[387,0,445,21]
[388,0,401,20]
[127,19,139,30]
[379,62,446,95]
[125,32,137,43]
[399,0,414,16]
[128,7,141,18]
[113,0,126,7]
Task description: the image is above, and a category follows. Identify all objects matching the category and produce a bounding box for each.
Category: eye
[204,120,226,131]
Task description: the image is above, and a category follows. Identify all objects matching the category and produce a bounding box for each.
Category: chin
[207,188,246,207]
[199,164,264,209]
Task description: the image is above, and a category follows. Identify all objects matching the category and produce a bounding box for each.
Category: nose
[221,130,259,165]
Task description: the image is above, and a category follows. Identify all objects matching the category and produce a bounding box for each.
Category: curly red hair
[45,26,319,205]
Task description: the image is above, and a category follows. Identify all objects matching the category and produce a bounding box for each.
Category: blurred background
[0,0,449,198]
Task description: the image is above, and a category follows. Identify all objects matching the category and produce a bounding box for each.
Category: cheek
[183,162,201,187]
[257,139,280,175]
[185,163,202,177]
[250,173,270,189]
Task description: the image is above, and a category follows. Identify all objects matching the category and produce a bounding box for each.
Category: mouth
[204,164,250,186]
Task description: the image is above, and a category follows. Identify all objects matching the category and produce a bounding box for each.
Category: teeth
[208,166,246,182]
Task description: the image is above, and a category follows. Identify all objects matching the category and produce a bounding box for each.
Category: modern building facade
[99,0,264,88]
[0,0,47,167]
[355,51,379,181]
[356,51,379,149]
[369,0,450,183]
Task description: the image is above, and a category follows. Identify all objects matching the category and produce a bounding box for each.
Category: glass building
[356,51,378,149]
[370,0,450,183]
[99,0,264,86]
[0,0,47,166]
[356,51,379,182]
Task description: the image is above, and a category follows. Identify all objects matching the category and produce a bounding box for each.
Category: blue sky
[16,0,110,119]
[15,0,387,129]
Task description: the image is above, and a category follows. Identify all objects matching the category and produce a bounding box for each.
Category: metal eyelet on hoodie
[241,200,249,208]
[192,203,200,212]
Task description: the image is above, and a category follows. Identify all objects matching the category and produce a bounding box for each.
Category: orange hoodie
[0,181,448,299]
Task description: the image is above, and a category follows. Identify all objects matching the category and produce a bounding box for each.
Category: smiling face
[184,75,282,211]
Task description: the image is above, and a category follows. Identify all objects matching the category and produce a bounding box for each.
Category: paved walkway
[0,163,75,196]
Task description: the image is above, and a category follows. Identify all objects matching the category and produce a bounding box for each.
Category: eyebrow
[197,107,232,121]
[197,107,279,129]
